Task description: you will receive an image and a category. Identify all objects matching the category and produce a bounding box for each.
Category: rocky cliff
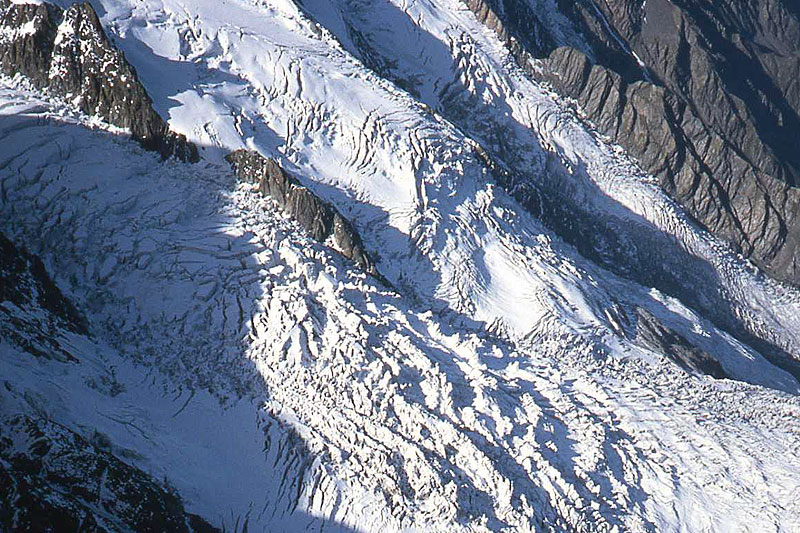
[226,150,381,279]
[462,0,800,286]
[0,0,198,162]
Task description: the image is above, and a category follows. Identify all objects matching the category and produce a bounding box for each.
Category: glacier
[2,0,800,531]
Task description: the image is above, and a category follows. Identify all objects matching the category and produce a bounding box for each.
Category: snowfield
[3,0,800,531]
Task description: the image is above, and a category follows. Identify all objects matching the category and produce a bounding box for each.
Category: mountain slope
[0,0,197,160]
[2,0,800,531]
[456,0,800,286]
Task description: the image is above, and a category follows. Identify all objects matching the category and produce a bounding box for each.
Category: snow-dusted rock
[0,0,197,160]
[227,149,380,279]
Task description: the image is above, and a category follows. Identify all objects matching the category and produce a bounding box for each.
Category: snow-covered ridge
[2,0,800,531]
[57,0,797,373]
[294,0,800,379]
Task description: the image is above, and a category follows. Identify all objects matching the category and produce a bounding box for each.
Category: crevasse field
[2,0,800,531]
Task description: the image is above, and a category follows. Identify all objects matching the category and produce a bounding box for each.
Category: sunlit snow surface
[2,0,800,531]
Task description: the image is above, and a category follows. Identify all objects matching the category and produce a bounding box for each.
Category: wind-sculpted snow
[55,0,799,369]
[2,0,800,530]
[295,0,800,381]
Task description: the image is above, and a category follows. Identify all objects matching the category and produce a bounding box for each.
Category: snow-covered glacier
[2,0,800,531]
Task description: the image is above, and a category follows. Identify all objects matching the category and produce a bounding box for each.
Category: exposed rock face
[0,0,198,162]
[0,414,217,532]
[226,150,381,279]
[0,232,87,362]
[632,309,729,380]
[461,0,800,286]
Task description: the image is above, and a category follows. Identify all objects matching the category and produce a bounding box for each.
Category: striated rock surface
[461,0,800,286]
[226,150,381,279]
[0,0,197,162]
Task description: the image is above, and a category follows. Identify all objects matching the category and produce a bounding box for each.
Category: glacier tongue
[2,0,800,531]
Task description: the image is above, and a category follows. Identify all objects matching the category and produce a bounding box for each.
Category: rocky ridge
[226,150,382,279]
[0,0,381,282]
[461,0,800,286]
[0,0,198,161]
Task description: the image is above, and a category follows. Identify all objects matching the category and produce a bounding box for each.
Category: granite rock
[0,0,198,162]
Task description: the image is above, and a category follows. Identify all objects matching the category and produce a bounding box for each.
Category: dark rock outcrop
[632,308,729,380]
[226,150,382,279]
[0,414,217,532]
[0,232,87,361]
[461,0,800,286]
[0,0,198,162]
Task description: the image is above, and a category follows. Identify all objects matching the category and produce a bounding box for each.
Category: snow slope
[2,0,800,531]
[74,0,800,364]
